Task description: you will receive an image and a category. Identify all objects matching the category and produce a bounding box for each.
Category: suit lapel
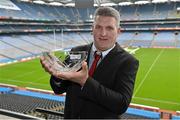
[93,43,124,77]
[97,43,123,67]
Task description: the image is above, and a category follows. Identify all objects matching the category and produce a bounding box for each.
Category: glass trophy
[42,50,87,72]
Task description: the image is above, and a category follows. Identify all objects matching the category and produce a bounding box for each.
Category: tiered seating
[121,113,153,119]
[1,0,180,21]
[0,1,179,119]
[118,2,180,20]
[0,37,33,59]
[126,107,160,119]
[1,86,179,119]
[136,4,154,20]
[0,92,161,119]
[0,89,65,119]
[119,5,137,20]
[0,32,91,63]
[0,54,15,63]
[1,36,38,56]
[75,8,93,21]
[130,32,153,47]
[117,31,179,48]
[0,94,64,119]
[172,115,180,120]
[153,31,176,47]
[168,2,178,17]
[117,32,135,46]
[176,32,180,48]
[0,87,14,94]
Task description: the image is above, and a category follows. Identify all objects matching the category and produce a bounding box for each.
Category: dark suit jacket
[50,42,139,119]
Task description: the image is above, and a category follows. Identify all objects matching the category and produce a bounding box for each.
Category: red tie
[89,52,101,77]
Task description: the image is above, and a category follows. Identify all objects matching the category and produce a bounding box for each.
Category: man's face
[92,15,120,51]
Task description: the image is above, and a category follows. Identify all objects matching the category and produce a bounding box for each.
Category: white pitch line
[10,68,49,82]
[133,96,180,106]
[33,75,50,83]
[0,78,49,87]
[179,52,180,79]
[12,70,39,79]
[133,49,164,97]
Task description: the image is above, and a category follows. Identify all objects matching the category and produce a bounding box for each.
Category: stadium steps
[150,33,156,47]
[78,33,91,44]
[32,34,62,49]
[0,39,35,56]
[18,36,49,51]
[0,54,16,63]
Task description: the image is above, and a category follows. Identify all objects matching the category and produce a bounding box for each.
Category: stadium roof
[20,0,180,6]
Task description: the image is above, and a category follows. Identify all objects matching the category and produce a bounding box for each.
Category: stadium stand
[126,107,160,119]
[0,87,14,94]
[0,86,152,119]
[172,115,180,120]
[0,86,65,119]
[153,31,176,47]
[0,0,180,119]
[1,84,180,119]
[0,2,179,62]
[0,109,42,119]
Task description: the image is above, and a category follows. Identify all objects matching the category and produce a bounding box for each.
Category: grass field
[0,48,180,111]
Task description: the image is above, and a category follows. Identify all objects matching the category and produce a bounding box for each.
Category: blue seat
[126,107,160,119]
[172,115,180,120]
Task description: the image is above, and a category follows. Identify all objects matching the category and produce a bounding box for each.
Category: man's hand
[40,56,89,86]
[40,56,54,74]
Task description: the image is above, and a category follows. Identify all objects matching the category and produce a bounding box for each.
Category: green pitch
[0,59,51,90]
[132,48,180,111]
[0,48,180,111]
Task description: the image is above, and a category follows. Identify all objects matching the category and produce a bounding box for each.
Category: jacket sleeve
[80,57,139,115]
[50,75,71,94]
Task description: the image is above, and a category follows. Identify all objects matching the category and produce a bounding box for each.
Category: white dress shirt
[88,43,115,69]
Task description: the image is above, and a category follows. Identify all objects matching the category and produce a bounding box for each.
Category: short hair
[94,7,120,27]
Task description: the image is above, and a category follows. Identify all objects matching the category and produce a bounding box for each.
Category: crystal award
[42,50,87,72]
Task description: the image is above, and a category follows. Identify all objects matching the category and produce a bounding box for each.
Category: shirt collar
[92,43,115,58]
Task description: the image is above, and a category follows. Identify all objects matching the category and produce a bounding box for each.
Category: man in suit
[40,7,139,119]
